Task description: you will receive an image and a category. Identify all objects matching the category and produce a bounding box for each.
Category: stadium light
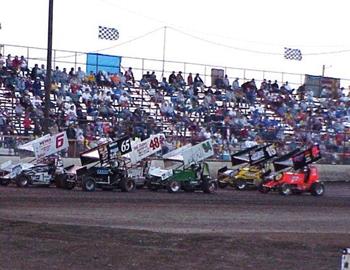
[44,0,54,134]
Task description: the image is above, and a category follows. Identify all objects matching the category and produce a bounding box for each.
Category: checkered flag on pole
[98,26,119,40]
[284,47,302,61]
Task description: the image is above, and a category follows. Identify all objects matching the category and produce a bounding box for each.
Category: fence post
[74,52,77,71]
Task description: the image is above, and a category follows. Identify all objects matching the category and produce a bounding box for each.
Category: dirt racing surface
[1,182,350,270]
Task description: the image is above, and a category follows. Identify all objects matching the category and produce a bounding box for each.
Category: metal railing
[3,43,350,91]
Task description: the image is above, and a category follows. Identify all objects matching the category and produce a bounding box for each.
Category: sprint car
[146,140,217,193]
[259,145,325,196]
[60,136,136,192]
[217,144,277,190]
[0,132,69,187]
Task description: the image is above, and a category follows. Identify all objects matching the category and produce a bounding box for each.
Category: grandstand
[0,43,350,164]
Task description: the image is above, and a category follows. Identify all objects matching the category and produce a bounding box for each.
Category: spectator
[168,71,176,85]
[176,71,185,87]
[11,56,21,73]
[193,73,204,89]
[124,67,135,85]
[187,72,193,86]
[0,54,5,69]
[5,54,12,69]
[232,78,240,91]
[19,56,29,76]
[223,74,230,89]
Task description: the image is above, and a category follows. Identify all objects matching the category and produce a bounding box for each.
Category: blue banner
[86,53,121,74]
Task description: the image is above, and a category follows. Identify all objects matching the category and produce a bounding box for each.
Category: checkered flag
[98,26,119,40]
[284,47,302,61]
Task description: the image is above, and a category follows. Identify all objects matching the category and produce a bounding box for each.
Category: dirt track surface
[1,183,350,269]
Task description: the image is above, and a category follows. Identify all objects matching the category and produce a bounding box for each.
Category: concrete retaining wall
[1,157,348,182]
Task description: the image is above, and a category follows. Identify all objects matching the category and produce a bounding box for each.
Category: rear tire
[82,177,96,192]
[279,183,292,196]
[167,180,181,193]
[120,178,136,192]
[310,182,325,196]
[235,179,247,191]
[16,174,30,188]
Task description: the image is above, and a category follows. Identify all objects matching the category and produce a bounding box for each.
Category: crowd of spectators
[0,52,350,163]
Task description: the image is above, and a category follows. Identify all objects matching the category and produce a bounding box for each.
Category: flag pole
[161,26,167,78]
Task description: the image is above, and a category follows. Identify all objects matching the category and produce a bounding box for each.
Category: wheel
[202,178,217,194]
[218,181,228,189]
[310,182,325,196]
[120,178,136,192]
[235,179,247,191]
[16,174,30,188]
[258,184,270,194]
[279,183,292,196]
[82,177,96,192]
[167,180,181,193]
[0,178,11,186]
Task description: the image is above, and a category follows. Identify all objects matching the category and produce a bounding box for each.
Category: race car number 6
[56,134,64,148]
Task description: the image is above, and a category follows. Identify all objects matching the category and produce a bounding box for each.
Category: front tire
[120,178,136,192]
[16,174,30,188]
[310,182,325,196]
[82,177,96,192]
[167,180,181,193]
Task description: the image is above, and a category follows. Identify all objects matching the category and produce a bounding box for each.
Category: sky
[2,0,350,86]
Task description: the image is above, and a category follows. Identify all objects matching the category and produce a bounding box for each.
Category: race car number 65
[56,133,64,148]
[121,140,130,153]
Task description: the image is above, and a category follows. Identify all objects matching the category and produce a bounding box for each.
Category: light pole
[161,26,167,78]
[44,0,54,134]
